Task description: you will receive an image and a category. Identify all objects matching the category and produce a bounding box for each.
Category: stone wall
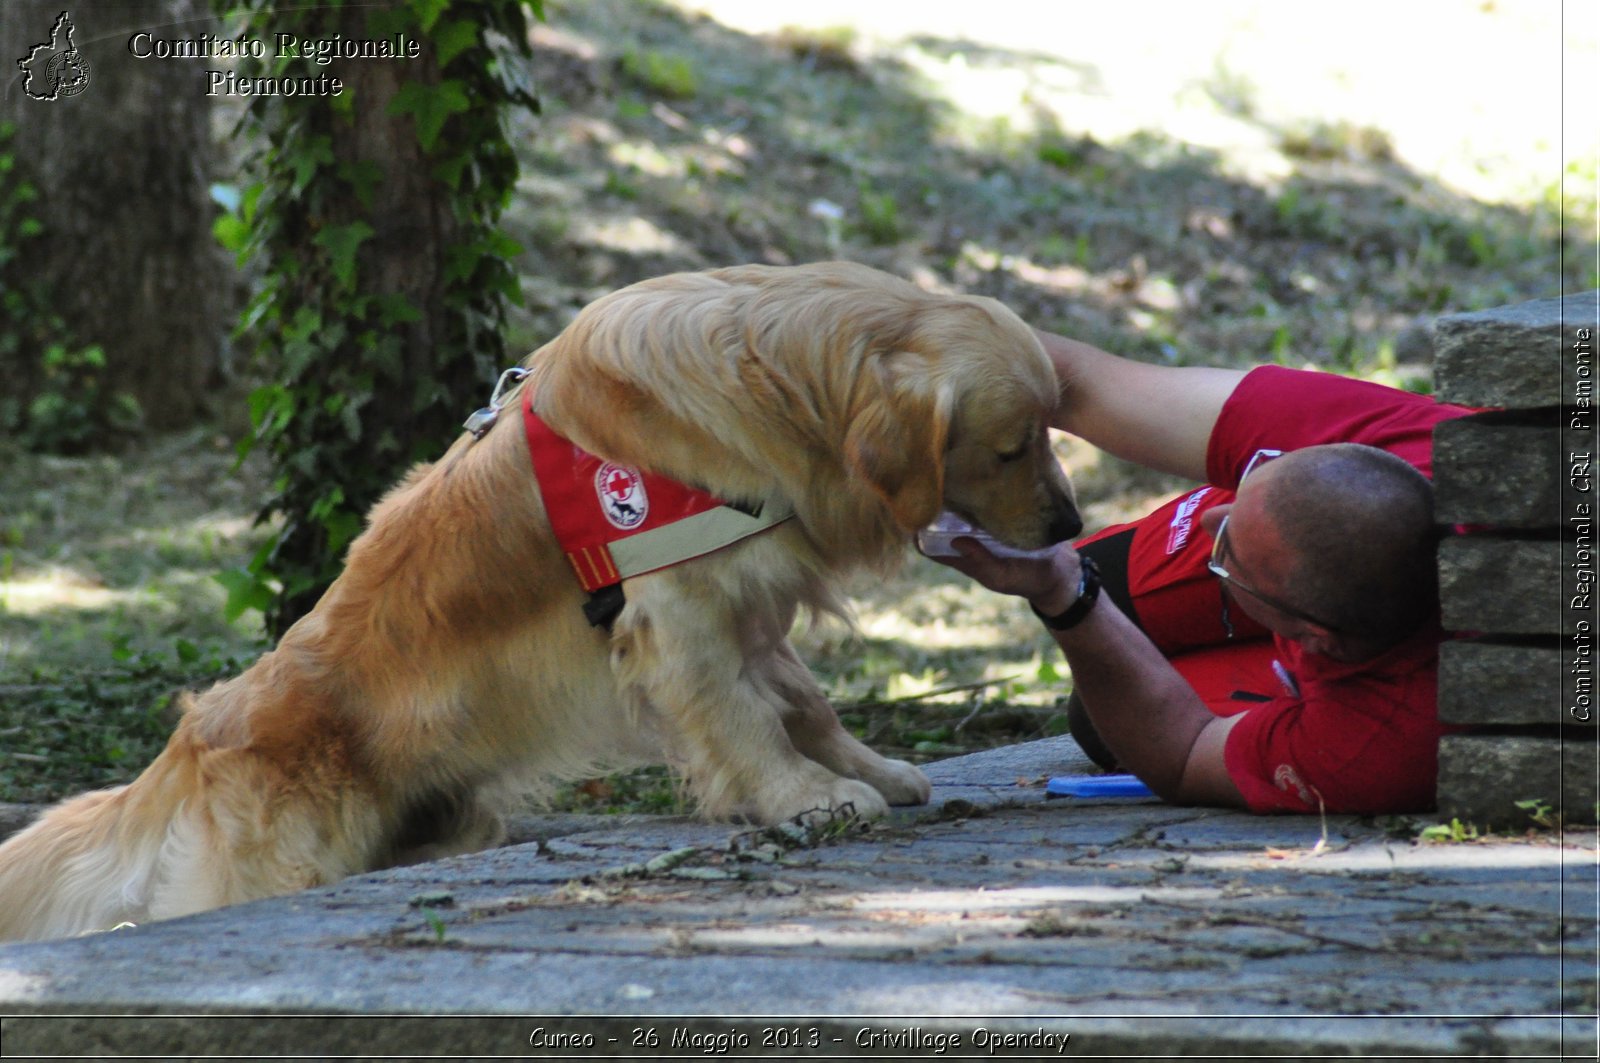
[1432,292,1597,828]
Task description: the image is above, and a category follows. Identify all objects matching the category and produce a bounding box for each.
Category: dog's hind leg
[383,785,508,868]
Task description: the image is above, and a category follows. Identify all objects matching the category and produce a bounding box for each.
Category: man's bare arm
[944,541,1246,807]
[1038,330,1245,483]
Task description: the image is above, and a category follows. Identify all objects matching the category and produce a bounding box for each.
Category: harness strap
[522,389,793,626]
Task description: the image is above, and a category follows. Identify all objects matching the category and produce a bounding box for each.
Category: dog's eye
[996,444,1028,463]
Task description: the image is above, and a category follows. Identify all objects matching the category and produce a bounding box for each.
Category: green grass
[0,644,247,803]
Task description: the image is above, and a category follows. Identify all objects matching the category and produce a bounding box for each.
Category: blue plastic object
[1046,773,1154,798]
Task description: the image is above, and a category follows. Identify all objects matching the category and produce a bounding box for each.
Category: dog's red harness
[522,389,792,625]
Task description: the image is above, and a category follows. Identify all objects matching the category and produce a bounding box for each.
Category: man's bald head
[1256,444,1439,648]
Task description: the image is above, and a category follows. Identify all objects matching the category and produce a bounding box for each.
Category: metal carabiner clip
[463,366,530,440]
[488,366,529,409]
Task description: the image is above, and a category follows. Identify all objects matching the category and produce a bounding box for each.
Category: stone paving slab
[0,737,1597,1059]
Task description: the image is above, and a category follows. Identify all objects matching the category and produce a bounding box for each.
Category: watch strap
[1031,555,1102,632]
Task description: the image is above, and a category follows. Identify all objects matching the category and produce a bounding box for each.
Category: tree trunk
[1,0,230,434]
[272,9,465,628]
[325,10,473,433]
[248,2,508,633]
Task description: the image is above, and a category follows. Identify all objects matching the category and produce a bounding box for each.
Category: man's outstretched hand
[924,536,1083,618]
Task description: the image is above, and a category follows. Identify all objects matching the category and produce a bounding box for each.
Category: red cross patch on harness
[595,463,649,529]
[523,389,792,593]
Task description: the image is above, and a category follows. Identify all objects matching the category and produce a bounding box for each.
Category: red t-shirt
[1207,366,1473,813]
[1079,485,1269,655]
[1206,365,1454,486]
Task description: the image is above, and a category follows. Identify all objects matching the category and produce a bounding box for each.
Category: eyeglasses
[1207,513,1341,631]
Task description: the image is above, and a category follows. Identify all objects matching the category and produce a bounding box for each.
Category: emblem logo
[1164,486,1212,555]
[18,11,92,101]
[595,462,649,529]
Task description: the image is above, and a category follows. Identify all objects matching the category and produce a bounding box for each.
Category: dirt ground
[0,0,1593,804]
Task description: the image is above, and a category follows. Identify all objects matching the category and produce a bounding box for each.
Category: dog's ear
[844,358,951,532]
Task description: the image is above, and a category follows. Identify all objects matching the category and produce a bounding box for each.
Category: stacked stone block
[1432,292,1597,829]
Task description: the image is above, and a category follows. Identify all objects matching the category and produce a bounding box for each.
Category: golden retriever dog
[0,261,1079,941]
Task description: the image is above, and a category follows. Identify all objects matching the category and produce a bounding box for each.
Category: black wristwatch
[1030,555,1101,632]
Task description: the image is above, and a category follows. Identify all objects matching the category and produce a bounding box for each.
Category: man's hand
[925,537,1083,617]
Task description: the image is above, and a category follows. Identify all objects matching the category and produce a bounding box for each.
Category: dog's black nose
[1048,503,1083,544]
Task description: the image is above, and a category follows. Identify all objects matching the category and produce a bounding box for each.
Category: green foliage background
[217,0,543,635]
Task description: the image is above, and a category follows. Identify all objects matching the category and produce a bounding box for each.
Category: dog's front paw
[869,759,932,806]
[756,773,889,827]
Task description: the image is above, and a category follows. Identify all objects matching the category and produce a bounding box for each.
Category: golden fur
[0,262,1079,941]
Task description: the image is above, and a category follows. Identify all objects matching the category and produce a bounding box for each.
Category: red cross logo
[604,468,638,500]
[594,461,648,529]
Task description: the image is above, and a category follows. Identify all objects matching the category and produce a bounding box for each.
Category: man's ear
[844,361,951,532]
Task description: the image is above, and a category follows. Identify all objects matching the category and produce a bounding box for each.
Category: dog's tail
[0,787,145,941]
[0,698,374,943]
[0,720,222,942]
